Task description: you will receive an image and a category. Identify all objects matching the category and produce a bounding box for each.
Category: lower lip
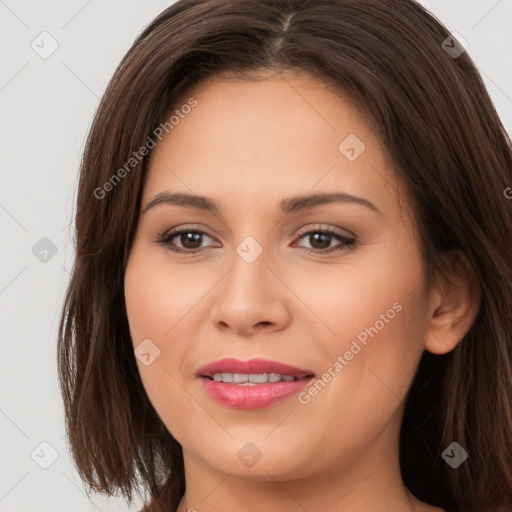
[199,376,315,409]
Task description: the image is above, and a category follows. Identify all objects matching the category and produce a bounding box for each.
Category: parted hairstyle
[57,1,512,511]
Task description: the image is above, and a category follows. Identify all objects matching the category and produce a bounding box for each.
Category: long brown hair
[57,1,512,511]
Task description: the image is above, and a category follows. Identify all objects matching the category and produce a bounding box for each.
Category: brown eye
[293,228,356,254]
[157,229,217,252]
[305,232,332,250]
[176,231,204,250]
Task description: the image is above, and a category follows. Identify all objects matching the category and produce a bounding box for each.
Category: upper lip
[196,358,316,378]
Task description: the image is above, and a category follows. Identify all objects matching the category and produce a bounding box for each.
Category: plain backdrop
[1,1,511,511]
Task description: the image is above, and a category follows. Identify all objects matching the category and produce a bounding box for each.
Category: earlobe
[424,251,481,355]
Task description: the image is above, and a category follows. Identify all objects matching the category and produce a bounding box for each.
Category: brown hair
[57,1,512,511]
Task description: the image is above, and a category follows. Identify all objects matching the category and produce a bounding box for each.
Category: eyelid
[295,223,356,239]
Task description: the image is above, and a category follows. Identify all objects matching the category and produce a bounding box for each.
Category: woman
[57,1,512,511]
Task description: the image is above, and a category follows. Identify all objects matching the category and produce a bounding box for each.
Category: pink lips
[196,358,315,409]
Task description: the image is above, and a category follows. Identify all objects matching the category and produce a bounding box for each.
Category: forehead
[143,70,406,220]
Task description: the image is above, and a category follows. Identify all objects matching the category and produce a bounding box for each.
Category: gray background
[1,1,511,511]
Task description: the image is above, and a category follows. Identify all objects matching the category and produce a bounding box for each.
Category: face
[124,70,433,481]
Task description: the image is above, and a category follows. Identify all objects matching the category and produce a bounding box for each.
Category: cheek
[300,240,427,363]
[124,247,199,343]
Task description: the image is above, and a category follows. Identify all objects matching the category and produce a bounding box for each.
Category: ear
[424,251,481,355]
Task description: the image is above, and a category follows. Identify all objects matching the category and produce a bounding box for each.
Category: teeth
[210,372,300,384]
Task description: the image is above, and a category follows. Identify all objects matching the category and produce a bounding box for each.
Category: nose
[209,243,291,336]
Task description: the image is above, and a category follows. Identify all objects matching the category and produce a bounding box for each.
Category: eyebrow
[142,191,382,216]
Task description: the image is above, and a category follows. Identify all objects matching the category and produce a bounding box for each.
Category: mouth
[196,358,316,409]
[203,372,312,384]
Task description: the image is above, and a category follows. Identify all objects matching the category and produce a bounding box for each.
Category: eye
[155,226,219,253]
[292,227,356,254]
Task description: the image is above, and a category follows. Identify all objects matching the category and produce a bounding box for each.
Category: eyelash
[154,225,356,255]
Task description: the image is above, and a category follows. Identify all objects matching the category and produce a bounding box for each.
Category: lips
[196,358,315,379]
[196,358,316,409]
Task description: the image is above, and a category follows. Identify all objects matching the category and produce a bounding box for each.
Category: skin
[124,70,480,512]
